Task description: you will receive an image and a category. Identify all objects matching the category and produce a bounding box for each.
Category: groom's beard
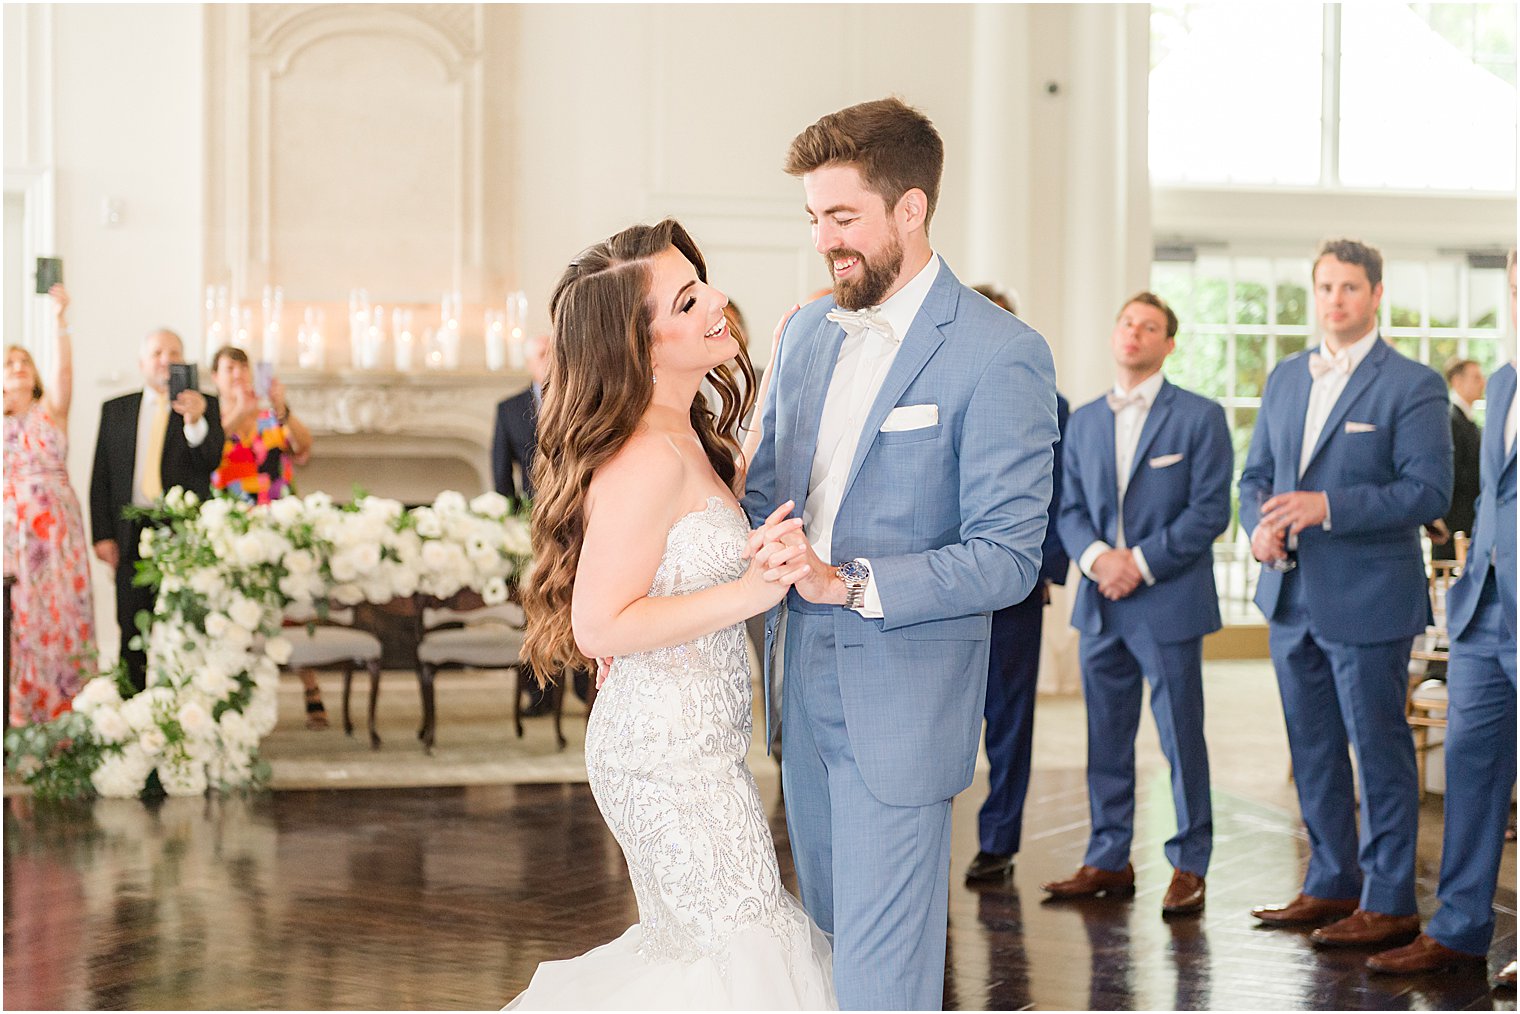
[827,234,903,311]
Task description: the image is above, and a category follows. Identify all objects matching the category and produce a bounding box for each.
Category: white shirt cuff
[1078,541,1111,581]
[854,557,884,619]
[1321,492,1332,531]
[183,416,209,448]
[1131,546,1156,586]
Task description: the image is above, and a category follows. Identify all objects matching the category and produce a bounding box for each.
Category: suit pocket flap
[899,614,990,640]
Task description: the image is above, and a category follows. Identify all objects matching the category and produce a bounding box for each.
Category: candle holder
[485,309,506,371]
[298,306,326,369]
[394,308,416,372]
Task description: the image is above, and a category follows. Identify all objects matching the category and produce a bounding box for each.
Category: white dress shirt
[1077,369,1164,588]
[130,388,209,507]
[1451,390,1476,423]
[806,253,940,619]
[1292,325,1378,540]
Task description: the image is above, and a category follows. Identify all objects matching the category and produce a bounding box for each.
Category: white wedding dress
[507,497,836,1010]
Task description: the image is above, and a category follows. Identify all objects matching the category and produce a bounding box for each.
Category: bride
[510,219,836,1009]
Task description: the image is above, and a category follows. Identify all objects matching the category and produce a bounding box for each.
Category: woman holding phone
[210,346,326,728]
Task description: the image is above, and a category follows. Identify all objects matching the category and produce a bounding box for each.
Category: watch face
[837,559,869,585]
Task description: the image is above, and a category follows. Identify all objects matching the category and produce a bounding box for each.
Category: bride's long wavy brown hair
[522,219,756,682]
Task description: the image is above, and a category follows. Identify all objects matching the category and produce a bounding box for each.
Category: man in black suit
[90,329,222,690]
[492,333,548,506]
[966,284,1072,883]
[1435,358,1484,561]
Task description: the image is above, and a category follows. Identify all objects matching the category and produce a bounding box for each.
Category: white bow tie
[827,307,898,345]
[1308,348,1352,381]
[1106,390,1146,413]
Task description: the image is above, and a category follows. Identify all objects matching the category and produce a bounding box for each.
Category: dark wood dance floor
[4,767,1514,1010]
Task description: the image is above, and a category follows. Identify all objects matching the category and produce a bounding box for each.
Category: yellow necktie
[141,395,170,501]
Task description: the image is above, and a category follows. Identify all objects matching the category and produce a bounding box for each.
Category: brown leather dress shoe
[1311,909,1422,948]
[1367,933,1485,974]
[1495,960,1517,989]
[1251,893,1358,926]
[1041,863,1135,899]
[1162,869,1205,916]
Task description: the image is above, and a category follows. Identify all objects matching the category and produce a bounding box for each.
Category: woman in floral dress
[3,285,96,725]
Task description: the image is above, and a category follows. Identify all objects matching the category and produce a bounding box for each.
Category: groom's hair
[785,97,943,231]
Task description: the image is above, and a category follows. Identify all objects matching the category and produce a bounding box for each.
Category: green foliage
[4,713,104,801]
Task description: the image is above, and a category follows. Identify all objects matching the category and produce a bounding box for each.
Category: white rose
[165,487,184,509]
[192,667,235,700]
[284,549,316,576]
[204,612,230,640]
[331,583,365,606]
[91,706,131,744]
[233,533,267,568]
[264,636,293,666]
[269,495,304,526]
[413,507,442,538]
[199,498,233,531]
[218,709,257,747]
[482,577,509,606]
[189,567,226,601]
[177,699,215,737]
[138,727,168,756]
[433,490,467,516]
[229,597,264,632]
[119,695,157,733]
[72,677,122,715]
[304,490,334,512]
[138,528,156,558]
[469,491,511,519]
[182,489,200,507]
[91,746,152,798]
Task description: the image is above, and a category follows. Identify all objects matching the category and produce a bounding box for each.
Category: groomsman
[966,285,1071,884]
[1241,238,1452,948]
[1434,357,1484,560]
[1042,292,1231,915]
[1367,249,1516,983]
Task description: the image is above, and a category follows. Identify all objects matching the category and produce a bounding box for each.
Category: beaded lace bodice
[584,495,805,967]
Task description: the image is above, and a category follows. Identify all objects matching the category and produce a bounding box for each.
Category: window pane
[1231,407,1257,475]
[1430,336,1462,371]
[1233,259,1271,325]
[1235,334,1267,397]
[1469,267,1505,330]
[1471,337,1504,374]
[1385,261,1426,328]
[1278,333,1309,359]
[1275,271,1311,327]
[1193,258,1231,324]
[1150,2,1322,185]
[1340,5,1517,191]
[1169,330,1229,398]
[1152,261,1197,323]
[1392,336,1424,361]
[1429,261,1460,328]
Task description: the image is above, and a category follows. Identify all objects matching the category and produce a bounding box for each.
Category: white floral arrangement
[5,488,531,800]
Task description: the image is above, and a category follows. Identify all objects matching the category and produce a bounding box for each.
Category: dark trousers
[114,517,152,691]
[977,587,1044,855]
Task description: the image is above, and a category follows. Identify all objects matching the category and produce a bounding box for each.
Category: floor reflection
[3,771,1514,1011]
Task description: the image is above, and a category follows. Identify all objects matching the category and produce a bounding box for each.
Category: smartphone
[254,361,274,398]
[35,257,62,295]
[168,363,198,403]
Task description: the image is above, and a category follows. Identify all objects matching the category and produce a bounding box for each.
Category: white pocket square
[880,404,939,432]
[1148,453,1184,469]
[1344,421,1377,434]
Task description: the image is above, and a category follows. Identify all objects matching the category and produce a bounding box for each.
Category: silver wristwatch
[836,559,870,610]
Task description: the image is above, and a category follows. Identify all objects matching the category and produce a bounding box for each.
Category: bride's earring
[652,371,658,385]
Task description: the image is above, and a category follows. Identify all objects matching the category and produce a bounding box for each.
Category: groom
[743,98,1058,1010]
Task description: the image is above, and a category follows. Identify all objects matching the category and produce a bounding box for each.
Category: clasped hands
[742,501,842,606]
[1251,491,1329,565]
[1090,548,1143,601]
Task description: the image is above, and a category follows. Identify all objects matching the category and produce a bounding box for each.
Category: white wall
[11,4,205,657]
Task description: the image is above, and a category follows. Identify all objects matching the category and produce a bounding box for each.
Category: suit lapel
[1282,356,1313,482]
[1127,380,1174,489]
[836,262,953,508]
[1488,363,1517,479]
[1304,338,1386,475]
[787,315,848,510]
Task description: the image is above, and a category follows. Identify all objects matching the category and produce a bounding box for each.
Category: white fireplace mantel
[280,368,529,503]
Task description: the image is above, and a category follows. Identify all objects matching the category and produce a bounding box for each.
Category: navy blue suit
[1426,362,1516,955]
[492,387,537,506]
[977,392,1070,857]
[1239,336,1452,915]
[1058,379,1232,875]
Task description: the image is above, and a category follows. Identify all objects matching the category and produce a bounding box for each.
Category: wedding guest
[1241,238,1451,947]
[209,346,326,728]
[1434,357,1484,561]
[1367,249,1516,985]
[3,284,96,724]
[492,332,548,507]
[965,283,1072,885]
[90,328,223,690]
[210,347,311,505]
[1041,292,1230,914]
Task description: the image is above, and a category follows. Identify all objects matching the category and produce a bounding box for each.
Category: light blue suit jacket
[1239,337,1452,644]
[1060,379,1232,644]
[1446,362,1517,643]
[743,259,1058,806]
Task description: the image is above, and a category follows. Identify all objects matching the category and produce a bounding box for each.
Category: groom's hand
[770,531,846,606]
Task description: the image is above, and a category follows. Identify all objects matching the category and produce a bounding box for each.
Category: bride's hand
[744,501,801,562]
[595,656,614,690]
